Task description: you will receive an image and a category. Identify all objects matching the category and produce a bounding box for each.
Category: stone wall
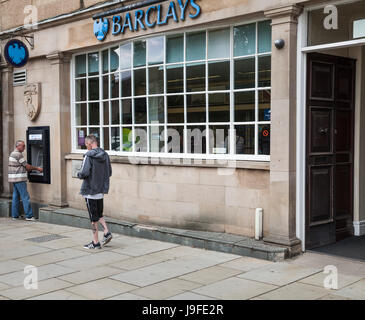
[66,160,270,238]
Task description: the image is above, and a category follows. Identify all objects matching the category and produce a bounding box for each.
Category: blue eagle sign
[4,39,29,68]
[94,18,109,41]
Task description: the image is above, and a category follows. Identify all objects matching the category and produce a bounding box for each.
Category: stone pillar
[0,62,14,199]
[46,52,71,208]
[263,5,303,256]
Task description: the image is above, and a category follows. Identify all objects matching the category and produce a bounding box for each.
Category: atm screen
[30,145,44,176]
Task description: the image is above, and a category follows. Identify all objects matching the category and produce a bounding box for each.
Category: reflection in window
[73,23,271,157]
[168,95,184,124]
[235,91,255,122]
[187,94,206,123]
[235,125,254,155]
[187,62,205,92]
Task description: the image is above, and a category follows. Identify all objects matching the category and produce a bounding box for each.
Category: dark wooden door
[306,53,355,249]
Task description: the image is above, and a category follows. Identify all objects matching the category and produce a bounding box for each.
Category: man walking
[77,135,113,249]
[8,140,43,221]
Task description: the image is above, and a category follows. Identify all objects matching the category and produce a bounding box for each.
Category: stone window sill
[65,154,270,171]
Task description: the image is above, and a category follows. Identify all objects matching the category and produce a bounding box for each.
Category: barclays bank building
[1,0,365,259]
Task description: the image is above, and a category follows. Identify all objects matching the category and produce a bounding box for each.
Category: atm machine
[26,126,51,184]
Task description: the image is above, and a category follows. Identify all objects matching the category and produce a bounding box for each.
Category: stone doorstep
[38,207,288,262]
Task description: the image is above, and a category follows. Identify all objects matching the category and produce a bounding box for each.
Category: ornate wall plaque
[24,83,41,121]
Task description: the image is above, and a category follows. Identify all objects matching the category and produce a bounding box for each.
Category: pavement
[0,217,364,300]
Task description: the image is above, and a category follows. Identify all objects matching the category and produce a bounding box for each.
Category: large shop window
[73,21,272,160]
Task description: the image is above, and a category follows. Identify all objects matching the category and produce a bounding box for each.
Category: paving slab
[0,260,28,276]
[111,240,179,257]
[16,248,91,267]
[178,266,243,285]
[167,292,216,300]
[0,245,52,262]
[192,277,277,300]
[0,263,76,287]
[255,282,332,300]
[106,293,150,300]
[0,282,10,291]
[299,272,363,290]
[218,257,275,272]
[131,278,202,300]
[0,278,73,300]
[237,262,322,286]
[57,251,130,270]
[318,294,353,300]
[58,266,123,285]
[28,290,88,300]
[65,278,138,300]
[334,279,365,300]
[110,252,174,271]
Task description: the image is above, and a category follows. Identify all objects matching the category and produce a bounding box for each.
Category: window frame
[70,19,272,161]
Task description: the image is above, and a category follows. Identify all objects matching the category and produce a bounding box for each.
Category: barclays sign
[93,0,201,41]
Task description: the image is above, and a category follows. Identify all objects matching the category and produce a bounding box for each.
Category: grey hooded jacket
[77,148,112,196]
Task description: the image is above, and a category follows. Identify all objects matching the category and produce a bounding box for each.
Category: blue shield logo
[4,39,29,68]
[94,18,109,41]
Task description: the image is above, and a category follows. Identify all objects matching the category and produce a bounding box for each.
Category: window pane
[235,58,255,89]
[135,127,148,152]
[208,28,230,59]
[102,75,109,100]
[235,91,255,122]
[167,95,184,124]
[148,36,164,65]
[209,126,229,154]
[134,69,146,96]
[111,100,120,125]
[122,127,133,152]
[209,93,230,123]
[149,66,164,94]
[149,96,164,124]
[77,128,87,150]
[122,99,132,125]
[110,47,120,72]
[89,78,99,101]
[258,20,272,53]
[209,61,230,91]
[235,125,255,154]
[121,71,132,97]
[75,55,86,77]
[258,55,271,87]
[259,90,271,122]
[88,52,99,76]
[111,127,120,151]
[102,50,109,74]
[150,126,164,153]
[89,128,100,143]
[167,64,183,93]
[135,98,147,124]
[187,94,206,123]
[187,126,206,154]
[134,41,146,67]
[234,23,256,57]
[121,43,132,70]
[111,73,120,99]
[259,124,270,155]
[103,102,109,125]
[89,103,100,125]
[187,62,206,92]
[167,126,184,153]
[167,35,183,63]
[103,127,110,151]
[187,32,206,61]
[75,79,86,101]
[75,103,87,126]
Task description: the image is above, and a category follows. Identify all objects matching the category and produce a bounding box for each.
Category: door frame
[296,2,361,251]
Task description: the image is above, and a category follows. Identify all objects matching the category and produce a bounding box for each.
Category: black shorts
[85,198,104,223]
